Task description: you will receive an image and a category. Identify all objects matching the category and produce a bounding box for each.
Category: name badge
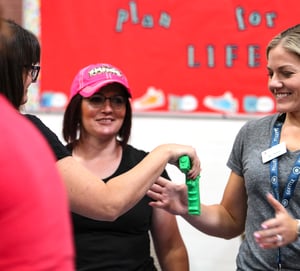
[261,142,287,163]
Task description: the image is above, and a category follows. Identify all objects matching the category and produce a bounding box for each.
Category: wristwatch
[297,219,300,236]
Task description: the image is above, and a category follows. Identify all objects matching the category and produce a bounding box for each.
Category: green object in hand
[179,155,201,215]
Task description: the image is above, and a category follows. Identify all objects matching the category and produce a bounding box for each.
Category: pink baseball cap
[70,63,131,99]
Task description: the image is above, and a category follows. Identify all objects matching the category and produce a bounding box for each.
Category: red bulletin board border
[39,0,300,116]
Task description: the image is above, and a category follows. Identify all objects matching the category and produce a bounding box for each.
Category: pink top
[0,95,74,270]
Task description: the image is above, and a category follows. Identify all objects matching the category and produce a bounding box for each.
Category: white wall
[38,112,249,271]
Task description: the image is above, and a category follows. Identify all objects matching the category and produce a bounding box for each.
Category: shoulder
[24,114,71,160]
[122,144,170,179]
[23,113,59,143]
[244,114,278,128]
[124,144,148,157]
[231,114,278,150]
[23,113,53,134]
[24,113,44,126]
[120,145,148,165]
[239,114,278,135]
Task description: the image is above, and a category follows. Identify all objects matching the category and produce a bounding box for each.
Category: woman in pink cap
[0,19,200,222]
[63,63,189,271]
[0,19,199,271]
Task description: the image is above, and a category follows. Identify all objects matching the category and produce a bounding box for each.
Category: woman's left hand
[253,193,298,249]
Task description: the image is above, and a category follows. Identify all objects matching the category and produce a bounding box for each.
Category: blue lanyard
[269,118,300,270]
[270,120,300,206]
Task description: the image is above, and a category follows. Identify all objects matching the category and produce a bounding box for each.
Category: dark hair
[0,19,40,109]
[63,92,132,148]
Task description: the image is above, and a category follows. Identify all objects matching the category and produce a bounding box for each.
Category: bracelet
[297,219,300,236]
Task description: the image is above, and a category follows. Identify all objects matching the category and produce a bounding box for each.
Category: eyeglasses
[24,64,40,82]
[85,94,127,110]
[30,65,40,82]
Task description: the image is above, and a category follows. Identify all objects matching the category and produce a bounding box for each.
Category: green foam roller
[179,155,201,215]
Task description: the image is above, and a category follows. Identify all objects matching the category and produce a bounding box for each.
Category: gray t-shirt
[227,113,300,270]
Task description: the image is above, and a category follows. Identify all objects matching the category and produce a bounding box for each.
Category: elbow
[91,206,123,221]
[102,208,121,222]
[70,201,122,222]
[222,226,245,240]
[221,231,241,240]
[223,234,238,240]
[99,199,128,221]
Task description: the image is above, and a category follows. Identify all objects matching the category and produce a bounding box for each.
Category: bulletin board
[38,0,300,116]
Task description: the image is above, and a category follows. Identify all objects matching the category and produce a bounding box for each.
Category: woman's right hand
[147,177,189,216]
[159,144,201,179]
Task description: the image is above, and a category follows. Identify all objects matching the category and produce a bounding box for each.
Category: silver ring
[276,234,283,243]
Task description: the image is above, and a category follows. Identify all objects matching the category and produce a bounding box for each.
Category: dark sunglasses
[86,94,126,110]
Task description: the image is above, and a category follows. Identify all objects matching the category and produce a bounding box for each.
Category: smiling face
[80,83,127,141]
[267,44,300,113]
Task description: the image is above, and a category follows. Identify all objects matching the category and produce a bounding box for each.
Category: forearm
[159,246,189,271]
[58,152,169,221]
[106,144,199,219]
[152,208,190,271]
[182,204,244,239]
[106,145,173,217]
[59,144,199,221]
